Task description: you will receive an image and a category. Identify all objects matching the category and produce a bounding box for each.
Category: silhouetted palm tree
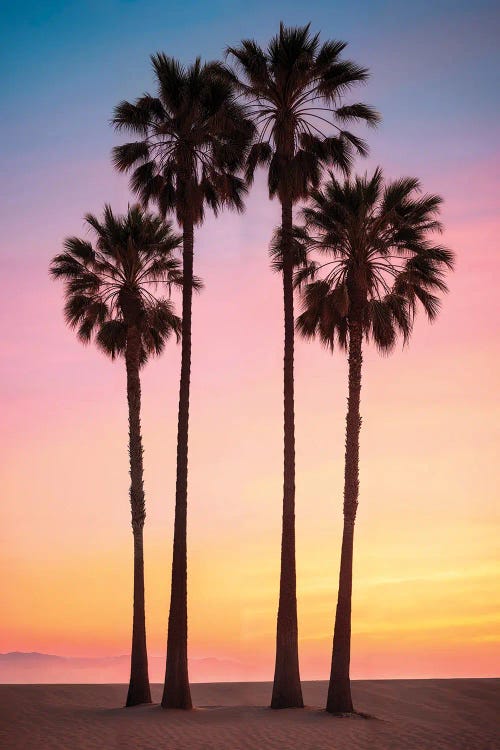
[296,169,454,713]
[50,204,182,707]
[112,55,254,709]
[227,23,379,708]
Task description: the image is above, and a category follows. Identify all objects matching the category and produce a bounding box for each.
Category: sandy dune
[0,679,498,749]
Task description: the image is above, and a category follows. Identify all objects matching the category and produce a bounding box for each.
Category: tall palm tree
[50,204,182,707]
[112,55,254,709]
[296,169,455,713]
[227,23,379,708]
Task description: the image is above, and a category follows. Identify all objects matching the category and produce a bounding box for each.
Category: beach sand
[0,679,498,749]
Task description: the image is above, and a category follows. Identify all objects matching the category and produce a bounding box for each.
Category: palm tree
[112,55,254,709]
[227,23,379,708]
[296,169,455,713]
[50,204,182,707]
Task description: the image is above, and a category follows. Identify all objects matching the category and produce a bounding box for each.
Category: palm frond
[269,224,309,272]
[112,142,150,173]
[335,103,380,127]
[96,319,128,359]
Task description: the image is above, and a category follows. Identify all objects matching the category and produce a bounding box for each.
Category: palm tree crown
[297,168,455,348]
[50,204,183,361]
[112,55,255,224]
[227,22,380,202]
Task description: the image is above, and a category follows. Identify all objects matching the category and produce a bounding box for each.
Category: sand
[0,679,498,749]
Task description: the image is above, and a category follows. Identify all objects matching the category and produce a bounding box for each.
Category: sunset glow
[1,0,499,683]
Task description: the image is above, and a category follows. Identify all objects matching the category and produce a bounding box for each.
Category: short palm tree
[50,204,182,707]
[296,169,454,713]
[227,23,379,708]
[112,55,254,709]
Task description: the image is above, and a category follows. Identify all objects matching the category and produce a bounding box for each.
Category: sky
[1,0,499,682]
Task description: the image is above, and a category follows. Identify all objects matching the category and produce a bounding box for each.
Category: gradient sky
[1,0,499,681]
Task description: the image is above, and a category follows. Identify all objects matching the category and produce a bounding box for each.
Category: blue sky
[2,0,498,172]
[1,0,498,263]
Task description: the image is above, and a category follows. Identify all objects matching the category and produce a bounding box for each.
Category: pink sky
[1,141,499,681]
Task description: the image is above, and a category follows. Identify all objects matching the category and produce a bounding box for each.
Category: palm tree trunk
[162,219,193,710]
[125,325,152,707]
[326,315,363,714]
[271,198,304,709]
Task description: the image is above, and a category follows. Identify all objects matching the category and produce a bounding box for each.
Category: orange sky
[1,156,499,680]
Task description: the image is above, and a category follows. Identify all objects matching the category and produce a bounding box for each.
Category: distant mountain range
[0,652,264,683]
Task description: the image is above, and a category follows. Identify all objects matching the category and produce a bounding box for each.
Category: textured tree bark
[326,313,363,714]
[125,325,152,707]
[271,199,304,709]
[162,219,193,710]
